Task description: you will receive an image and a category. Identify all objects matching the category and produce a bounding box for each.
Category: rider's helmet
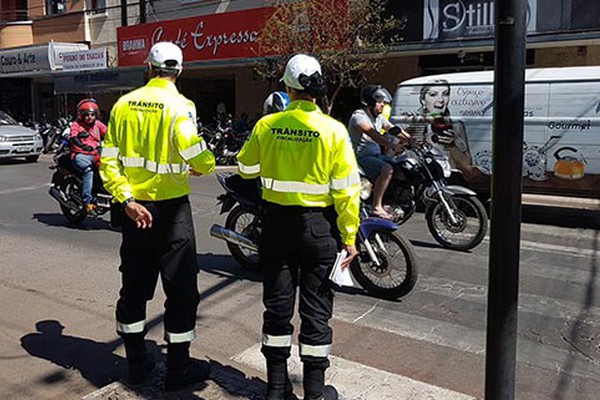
[77,98,99,127]
[77,98,99,118]
[263,91,290,115]
[360,85,392,108]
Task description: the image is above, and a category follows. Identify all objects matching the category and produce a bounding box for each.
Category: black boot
[122,333,155,385]
[164,342,210,392]
[303,361,338,400]
[265,360,298,400]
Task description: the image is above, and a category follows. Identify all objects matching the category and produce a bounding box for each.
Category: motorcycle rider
[237,54,360,400]
[69,98,107,215]
[348,85,410,219]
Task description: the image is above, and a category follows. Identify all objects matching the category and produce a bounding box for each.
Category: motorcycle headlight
[359,178,372,201]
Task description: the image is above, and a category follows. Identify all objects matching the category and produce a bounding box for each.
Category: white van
[390,66,600,199]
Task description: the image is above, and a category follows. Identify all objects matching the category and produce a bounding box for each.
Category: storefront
[53,67,145,121]
[117,7,277,123]
[380,0,600,89]
[0,42,90,122]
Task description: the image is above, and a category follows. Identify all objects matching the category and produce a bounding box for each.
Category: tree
[254,0,405,115]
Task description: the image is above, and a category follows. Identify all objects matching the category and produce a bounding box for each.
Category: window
[47,0,66,15]
[90,0,106,15]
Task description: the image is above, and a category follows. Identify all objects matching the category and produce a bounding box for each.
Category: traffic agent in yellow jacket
[100,78,215,203]
[237,99,360,245]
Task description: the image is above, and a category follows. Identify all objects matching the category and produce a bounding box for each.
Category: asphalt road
[1,155,599,400]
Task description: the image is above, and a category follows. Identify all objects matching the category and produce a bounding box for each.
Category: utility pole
[121,0,128,27]
[485,0,527,399]
[140,0,146,23]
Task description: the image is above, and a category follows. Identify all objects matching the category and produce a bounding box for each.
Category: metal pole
[121,0,128,27]
[485,0,527,399]
[139,0,146,23]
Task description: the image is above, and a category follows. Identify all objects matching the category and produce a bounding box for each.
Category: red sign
[117,7,275,66]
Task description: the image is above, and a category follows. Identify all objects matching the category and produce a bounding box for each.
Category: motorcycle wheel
[350,229,418,300]
[225,205,261,269]
[59,178,87,223]
[426,195,488,251]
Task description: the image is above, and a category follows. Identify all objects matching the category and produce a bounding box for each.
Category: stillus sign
[117,7,275,66]
[423,0,537,40]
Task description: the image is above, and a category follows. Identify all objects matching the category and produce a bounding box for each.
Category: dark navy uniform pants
[259,202,338,365]
[116,195,200,343]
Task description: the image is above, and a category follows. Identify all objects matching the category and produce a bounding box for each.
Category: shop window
[47,0,66,15]
[90,0,106,15]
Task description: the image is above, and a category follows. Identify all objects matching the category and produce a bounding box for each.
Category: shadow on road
[32,212,118,231]
[197,252,262,283]
[551,230,599,400]
[522,205,600,229]
[208,359,267,400]
[20,320,131,388]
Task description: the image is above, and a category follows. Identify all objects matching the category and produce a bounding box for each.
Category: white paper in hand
[329,249,354,287]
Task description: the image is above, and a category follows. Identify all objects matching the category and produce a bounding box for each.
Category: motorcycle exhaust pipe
[48,186,79,211]
[210,224,259,252]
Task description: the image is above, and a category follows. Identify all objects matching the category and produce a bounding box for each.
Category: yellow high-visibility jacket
[100,78,215,203]
[237,100,360,245]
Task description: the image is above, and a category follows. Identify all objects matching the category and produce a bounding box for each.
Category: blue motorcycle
[210,173,418,299]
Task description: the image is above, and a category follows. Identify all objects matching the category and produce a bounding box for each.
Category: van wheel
[26,155,40,162]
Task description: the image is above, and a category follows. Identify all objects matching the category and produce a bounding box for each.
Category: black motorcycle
[210,173,419,299]
[42,117,71,154]
[364,138,488,251]
[48,148,120,225]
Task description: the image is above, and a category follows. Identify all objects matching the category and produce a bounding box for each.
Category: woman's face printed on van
[421,85,450,114]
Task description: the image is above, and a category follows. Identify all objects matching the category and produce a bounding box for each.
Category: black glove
[82,145,95,152]
[388,126,402,136]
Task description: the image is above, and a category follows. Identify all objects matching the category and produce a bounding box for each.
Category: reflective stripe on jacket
[100,78,215,202]
[237,99,360,245]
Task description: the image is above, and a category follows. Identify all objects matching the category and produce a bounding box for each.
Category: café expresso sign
[117,7,275,66]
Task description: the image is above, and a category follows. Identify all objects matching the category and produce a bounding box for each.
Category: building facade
[0,0,599,123]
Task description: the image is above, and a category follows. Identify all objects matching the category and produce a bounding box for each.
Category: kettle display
[553,147,585,180]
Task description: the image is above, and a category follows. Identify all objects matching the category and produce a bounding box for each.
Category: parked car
[0,111,44,162]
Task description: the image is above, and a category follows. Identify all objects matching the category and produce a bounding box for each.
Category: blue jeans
[72,153,95,205]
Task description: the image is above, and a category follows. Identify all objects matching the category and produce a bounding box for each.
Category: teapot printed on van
[553,147,586,180]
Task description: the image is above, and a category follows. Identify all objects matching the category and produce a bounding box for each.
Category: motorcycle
[369,137,488,251]
[42,117,72,154]
[210,173,419,300]
[48,146,120,225]
[201,115,248,166]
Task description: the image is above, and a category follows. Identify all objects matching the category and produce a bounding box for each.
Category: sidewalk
[82,343,477,400]
[81,359,267,400]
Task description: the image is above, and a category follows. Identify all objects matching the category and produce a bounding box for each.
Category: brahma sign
[117,7,275,66]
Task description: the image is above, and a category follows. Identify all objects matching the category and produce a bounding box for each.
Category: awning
[53,68,145,94]
[0,42,88,75]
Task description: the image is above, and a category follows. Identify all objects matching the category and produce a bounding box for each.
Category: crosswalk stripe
[233,343,477,400]
[333,300,600,382]
[416,275,600,322]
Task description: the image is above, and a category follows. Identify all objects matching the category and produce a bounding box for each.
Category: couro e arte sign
[117,7,275,66]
